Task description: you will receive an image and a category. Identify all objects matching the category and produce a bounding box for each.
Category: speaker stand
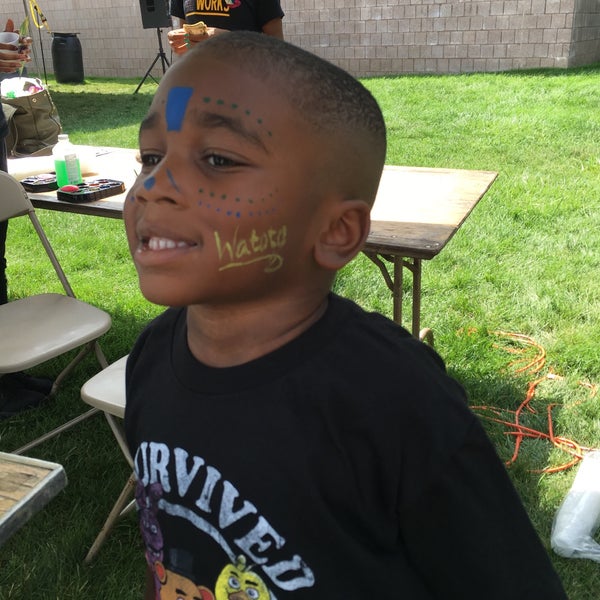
[134,28,170,94]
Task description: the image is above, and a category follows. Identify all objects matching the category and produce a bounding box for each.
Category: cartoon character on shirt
[155,560,215,600]
[215,555,270,599]
[137,481,164,566]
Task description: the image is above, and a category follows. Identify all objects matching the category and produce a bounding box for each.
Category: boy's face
[125,54,329,308]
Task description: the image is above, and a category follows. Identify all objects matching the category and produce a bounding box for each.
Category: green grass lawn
[1,66,600,598]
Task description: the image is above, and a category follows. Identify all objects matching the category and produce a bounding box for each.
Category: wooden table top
[9,149,497,261]
[368,165,497,258]
[0,452,67,547]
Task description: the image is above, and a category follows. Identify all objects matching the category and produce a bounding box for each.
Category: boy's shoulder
[329,295,452,378]
[130,295,452,385]
[128,295,464,412]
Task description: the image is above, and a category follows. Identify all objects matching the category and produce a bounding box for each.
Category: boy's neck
[185,294,329,368]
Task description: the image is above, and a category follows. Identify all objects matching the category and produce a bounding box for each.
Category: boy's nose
[137,161,184,204]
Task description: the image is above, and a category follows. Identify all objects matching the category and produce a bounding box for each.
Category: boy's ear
[314,199,371,270]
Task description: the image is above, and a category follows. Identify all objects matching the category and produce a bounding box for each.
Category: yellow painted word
[215,225,286,272]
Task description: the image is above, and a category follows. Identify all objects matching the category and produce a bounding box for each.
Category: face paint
[165,86,194,132]
[196,188,279,219]
[167,169,180,192]
[144,176,156,190]
[214,225,287,273]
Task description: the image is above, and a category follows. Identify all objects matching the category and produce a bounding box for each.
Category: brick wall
[570,0,600,66]
[1,0,599,81]
[284,0,600,75]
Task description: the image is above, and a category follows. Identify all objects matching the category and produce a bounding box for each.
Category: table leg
[393,255,403,326]
[411,258,421,335]
[362,252,433,344]
[363,251,404,328]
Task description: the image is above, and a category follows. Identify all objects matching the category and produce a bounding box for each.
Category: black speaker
[139,0,171,29]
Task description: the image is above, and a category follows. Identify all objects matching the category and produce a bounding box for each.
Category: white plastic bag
[0,76,44,99]
[551,450,600,562]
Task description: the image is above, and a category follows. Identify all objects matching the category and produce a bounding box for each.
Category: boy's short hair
[186,31,387,203]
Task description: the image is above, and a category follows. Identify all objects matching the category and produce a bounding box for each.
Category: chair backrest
[0,170,35,221]
[0,171,75,297]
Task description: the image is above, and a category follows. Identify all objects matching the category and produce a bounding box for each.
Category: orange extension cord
[469,331,598,473]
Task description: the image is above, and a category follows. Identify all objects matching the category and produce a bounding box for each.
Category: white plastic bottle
[53,133,82,187]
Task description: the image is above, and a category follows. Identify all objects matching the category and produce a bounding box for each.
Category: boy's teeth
[148,237,189,250]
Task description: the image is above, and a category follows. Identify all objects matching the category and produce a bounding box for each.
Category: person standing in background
[0,17,31,304]
[167,0,283,55]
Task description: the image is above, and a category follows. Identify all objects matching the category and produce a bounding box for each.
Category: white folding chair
[0,171,112,454]
[80,355,135,563]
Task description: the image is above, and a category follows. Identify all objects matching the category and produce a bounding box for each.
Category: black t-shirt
[170,0,284,33]
[125,294,567,598]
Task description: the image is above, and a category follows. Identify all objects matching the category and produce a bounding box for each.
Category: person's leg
[0,136,8,305]
[0,219,6,306]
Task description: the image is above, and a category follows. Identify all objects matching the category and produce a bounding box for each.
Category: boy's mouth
[142,236,196,251]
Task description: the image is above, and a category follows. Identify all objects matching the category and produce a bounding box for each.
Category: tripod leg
[134,53,161,94]
[159,51,170,74]
[157,27,170,74]
[134,28,170,93]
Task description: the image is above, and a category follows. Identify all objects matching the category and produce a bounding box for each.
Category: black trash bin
[52,33,84,83]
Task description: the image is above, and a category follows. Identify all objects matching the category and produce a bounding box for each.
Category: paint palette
[20,174,58,192]
[57,179,125,203]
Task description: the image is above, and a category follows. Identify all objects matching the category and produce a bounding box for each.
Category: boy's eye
[206,154,237,168]
[139,153,162,168]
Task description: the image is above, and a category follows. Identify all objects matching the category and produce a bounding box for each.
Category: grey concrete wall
[569,0,600,67]
[1,0,599,80]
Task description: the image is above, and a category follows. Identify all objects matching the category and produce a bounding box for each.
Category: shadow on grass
[50,91,153,137]
[449,362,580,589]
[495,62,600,77]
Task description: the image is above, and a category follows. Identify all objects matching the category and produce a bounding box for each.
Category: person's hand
[18,36,33,55]
[0,43,31,73]
[0,17,31,73]
[0,47,30,73]
[167,26,219,55]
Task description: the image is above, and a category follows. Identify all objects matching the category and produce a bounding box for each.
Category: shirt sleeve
[398,420,568,599]
[256,0,284,28]
[169,0,185,20]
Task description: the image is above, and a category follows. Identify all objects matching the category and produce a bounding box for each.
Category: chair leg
[93,341,109,370]
[104,413,134,468]
[84,473,136,564]
[12,408,100,455]
[50,341,104,397]
[13,341,110,454]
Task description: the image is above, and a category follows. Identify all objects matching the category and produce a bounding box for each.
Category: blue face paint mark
[166,87,194,132]
[166,169,180,193]
[144,176,156,190]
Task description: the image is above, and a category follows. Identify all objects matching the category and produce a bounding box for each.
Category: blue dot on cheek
[144,177,156,190]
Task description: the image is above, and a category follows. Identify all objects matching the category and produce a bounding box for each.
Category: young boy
[124,32,567,599]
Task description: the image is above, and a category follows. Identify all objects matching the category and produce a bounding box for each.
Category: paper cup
[0,32,20,47]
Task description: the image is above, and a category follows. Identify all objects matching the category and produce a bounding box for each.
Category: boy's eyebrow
[139,109,269,153]
[198,111,268,152]
[139,111,160,133]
